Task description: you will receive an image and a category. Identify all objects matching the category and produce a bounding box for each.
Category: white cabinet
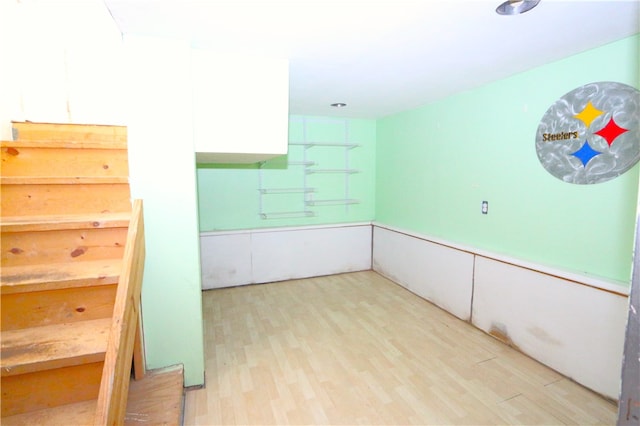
[192,50,289,164]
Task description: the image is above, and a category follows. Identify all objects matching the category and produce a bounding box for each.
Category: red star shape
[594,117,628,147]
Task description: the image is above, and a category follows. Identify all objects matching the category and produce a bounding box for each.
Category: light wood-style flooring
[184,271,616,425]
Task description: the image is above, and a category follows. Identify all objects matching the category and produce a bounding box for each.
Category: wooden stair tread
[1,318,110,377]
[10,122,127,148]
[1,176,128,185]
[1,400,96,426]
[1,259,122,294]
[1,212,131,233]
[2,140,127,150]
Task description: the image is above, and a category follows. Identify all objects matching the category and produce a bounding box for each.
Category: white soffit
[105,0,640,118]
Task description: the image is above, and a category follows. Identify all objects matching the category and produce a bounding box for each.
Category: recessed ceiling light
[330,103,347,108]
[496,0,540,15]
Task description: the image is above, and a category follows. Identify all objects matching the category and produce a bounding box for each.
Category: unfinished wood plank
[11,122,127,147]
[1,140,126,150]
[1,183,131,217]
[1,147,129,178]
[1,259,121,294]
[1,284,116,331]
[125,366,184,425]
[95,200,145,426]
[2,226,127,267]
[1,399,96,426]
[1,212,131,233]
[1,361,103,417]
[1,176,129,185]
[1,318,110,376]
[3,367,184,425]
[133,311,146,381]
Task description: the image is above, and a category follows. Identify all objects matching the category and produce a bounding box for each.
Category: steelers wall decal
[536,82,640,184]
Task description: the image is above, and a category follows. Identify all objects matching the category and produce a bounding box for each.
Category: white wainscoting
[200,223,372,289]
[372,226,474,321]
[472,256,628,400]
[371,224,629,400]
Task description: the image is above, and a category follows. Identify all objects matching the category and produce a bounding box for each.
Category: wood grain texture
[133,311,146,381]
[2,366,184,426]
[11,122,127,147]
[125,366,184,425]
[1,183,131,217]
[1,284,116,331]
[1,177,129,185]
[0,121,143,423]
[1,226,127,267]
[1,361,103,417]
[1,318,110,376]
[95,199,146,425]
[1,400,96,426]
[0,212,131,233]
[1,146,128,179]
[184,271,617,425]
[1,258,122,294]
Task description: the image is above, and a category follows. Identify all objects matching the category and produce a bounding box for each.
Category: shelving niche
[258,118,361,220]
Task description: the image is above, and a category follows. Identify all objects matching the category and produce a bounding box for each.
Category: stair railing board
[132,311,147,381]
[94,199,145,426]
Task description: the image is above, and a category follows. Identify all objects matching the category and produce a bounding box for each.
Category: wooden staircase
[1,122,146,424]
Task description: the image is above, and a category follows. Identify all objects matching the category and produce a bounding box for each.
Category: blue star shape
[570,140,602,167]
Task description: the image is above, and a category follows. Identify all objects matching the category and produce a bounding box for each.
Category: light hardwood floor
[184,271,617,425]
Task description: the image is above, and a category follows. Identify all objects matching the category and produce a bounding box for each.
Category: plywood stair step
[1,258,120,332]
[1,139,127,150]
[1,182,132,217]
[2,400,97,426]
[10,122,127,148]
[1,320,109,417]
[0,123,129,184]
[1,318,111,377]
[1,212,131,233]
[2,213,130,268]
[1,176,128,185]
[1,259,122,294]
[1,366,184,426]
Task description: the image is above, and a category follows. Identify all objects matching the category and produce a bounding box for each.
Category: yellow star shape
[573,101,604,128]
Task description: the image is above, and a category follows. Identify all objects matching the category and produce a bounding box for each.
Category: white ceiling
[104,0,640,119]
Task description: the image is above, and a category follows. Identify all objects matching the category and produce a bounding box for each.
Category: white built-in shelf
[306,199,360,207]
[258,188,316,194]
[258,119,362,220]
[306,169,359,175]
[290,142,361,149]
[260,211,315,219]
[287,161,316,166]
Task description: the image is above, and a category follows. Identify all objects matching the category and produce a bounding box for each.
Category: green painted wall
[197,116,376,231]
[376,35,640,285]
[125,36,205,387]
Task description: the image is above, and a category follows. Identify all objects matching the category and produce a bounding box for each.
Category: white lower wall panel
[200,233,252,288]
[251,225,372,284]
[372,226,474,320]
[472,256,628,399]
[200,224,372,289]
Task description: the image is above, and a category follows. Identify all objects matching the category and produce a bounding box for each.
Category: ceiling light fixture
[496,0,540,15]
[330,103,347,108]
